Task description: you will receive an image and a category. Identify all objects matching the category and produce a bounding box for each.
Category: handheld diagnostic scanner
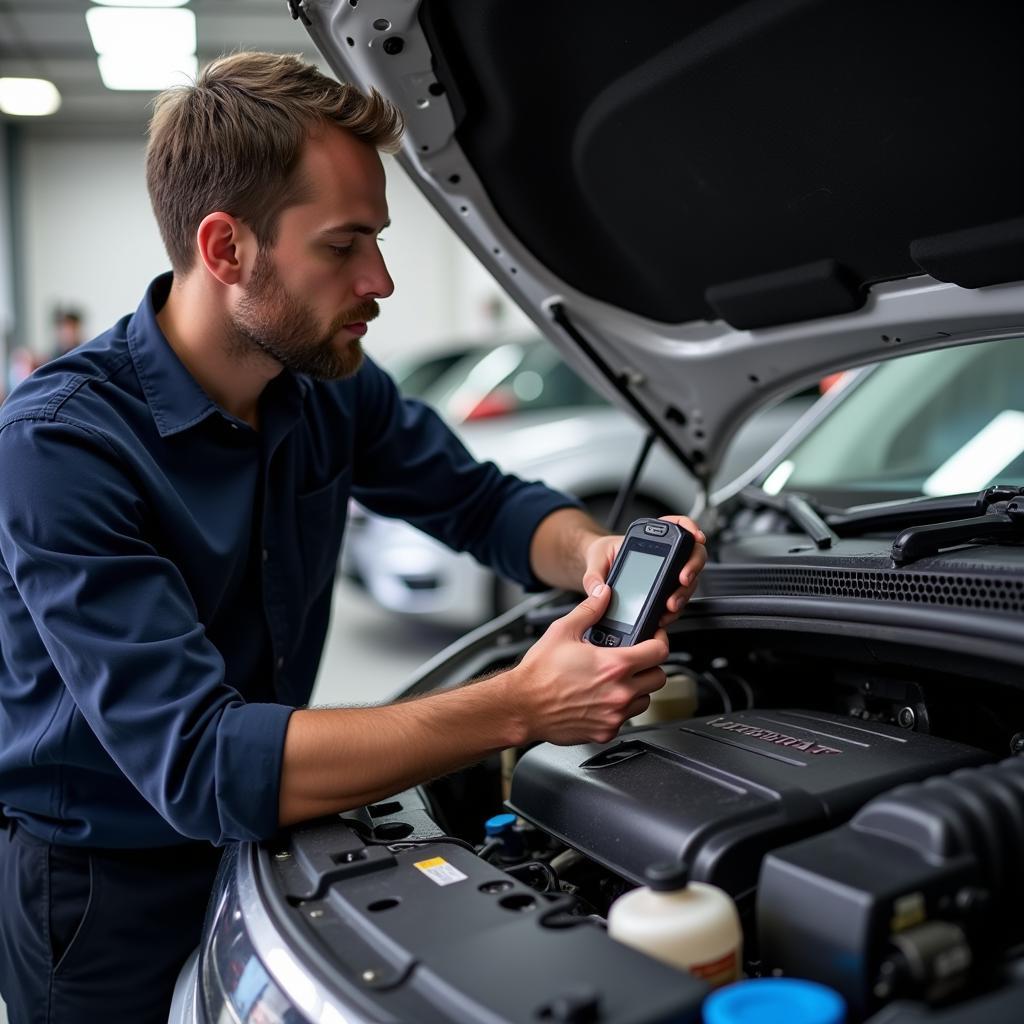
[586,518,695,648]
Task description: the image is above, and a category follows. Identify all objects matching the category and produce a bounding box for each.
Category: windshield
[762,337,1024,504]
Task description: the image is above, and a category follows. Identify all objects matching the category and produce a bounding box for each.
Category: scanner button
[644,523,668,536]
[604,635,621,647]
[590,629,605,643]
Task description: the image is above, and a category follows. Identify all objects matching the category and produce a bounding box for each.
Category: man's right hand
[278,584,669,826]
[501,583,669,746]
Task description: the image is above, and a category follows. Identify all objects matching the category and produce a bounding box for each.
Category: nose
[354,243,395,300]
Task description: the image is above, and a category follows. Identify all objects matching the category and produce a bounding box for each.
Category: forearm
[529,507,608,591]
[278,675,525,827]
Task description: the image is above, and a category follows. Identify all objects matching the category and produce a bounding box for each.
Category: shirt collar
[127,272,310,438]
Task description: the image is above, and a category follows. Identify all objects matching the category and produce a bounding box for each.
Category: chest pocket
[296,467,351,595]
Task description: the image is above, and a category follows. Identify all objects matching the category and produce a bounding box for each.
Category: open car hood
[293,0,1024,482]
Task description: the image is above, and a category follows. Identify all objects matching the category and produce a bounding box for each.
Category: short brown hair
[146,51,403,274]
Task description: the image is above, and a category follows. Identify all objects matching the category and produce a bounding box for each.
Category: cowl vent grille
[704,567,1024,615]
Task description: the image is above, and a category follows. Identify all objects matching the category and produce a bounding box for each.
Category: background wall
[0,128,12,374]
[15,129,530,368]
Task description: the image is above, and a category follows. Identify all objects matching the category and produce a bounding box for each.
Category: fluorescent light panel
[923,410,1024,496]
[0,78,61,116]
[86,7,196,58]
[93,0,189,6]
[97,54,198,92]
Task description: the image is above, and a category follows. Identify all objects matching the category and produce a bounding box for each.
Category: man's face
[230,125,394,381]
[231,246,377,379]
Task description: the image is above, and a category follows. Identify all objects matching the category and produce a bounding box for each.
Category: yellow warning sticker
[413,856,468,887]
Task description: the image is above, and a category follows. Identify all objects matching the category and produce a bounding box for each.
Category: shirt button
[230,423,239,430]
[262,548,269,563]
[276,657,284,669]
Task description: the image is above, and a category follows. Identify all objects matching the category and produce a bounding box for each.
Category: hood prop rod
[550,303,700,482]
[607,431,658,533]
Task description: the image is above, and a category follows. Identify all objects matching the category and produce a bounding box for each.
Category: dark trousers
[0,818,222,1023]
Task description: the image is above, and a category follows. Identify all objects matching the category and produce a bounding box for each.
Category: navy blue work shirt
[0,273,578,848]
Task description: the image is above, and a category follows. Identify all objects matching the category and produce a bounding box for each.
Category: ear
[195,212,255,286]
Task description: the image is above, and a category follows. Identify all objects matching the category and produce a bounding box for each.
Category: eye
[329,244,353,258]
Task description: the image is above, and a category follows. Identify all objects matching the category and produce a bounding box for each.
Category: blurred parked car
[385,341,484,399]
[345,336,815,627]
[423,335,607,423]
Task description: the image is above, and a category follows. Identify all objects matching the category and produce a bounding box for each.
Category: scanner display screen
[607,550,665,628]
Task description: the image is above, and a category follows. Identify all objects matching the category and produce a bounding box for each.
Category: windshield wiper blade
[891,499,1024,565]
[739,485,1024,558]
[827,486,1024,534]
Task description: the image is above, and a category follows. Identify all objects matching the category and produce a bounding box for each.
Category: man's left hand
[581,515,707,627]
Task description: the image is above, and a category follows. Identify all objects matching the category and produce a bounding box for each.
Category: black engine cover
[508,710,989,898]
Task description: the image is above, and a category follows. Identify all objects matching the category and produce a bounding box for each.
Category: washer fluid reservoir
[607,862,741,988]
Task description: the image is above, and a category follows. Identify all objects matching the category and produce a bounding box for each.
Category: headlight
[201,855,303,1024]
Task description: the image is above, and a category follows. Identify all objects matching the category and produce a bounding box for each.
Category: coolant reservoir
[607,862,741,988]
[631,668,698,726]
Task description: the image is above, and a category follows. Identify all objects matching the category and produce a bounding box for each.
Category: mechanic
[0,52,706,1022]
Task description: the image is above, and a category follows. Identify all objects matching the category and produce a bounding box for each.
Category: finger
[559,583,612,641]
[631,666,667,695]
[625,630,670,668]
[678,540,708,588]
[625,694,652,720]
[582,536,621,596]
[664,579,699,615]
[581,569,605,597]
[655,593,696,622]
[659,515,707,546]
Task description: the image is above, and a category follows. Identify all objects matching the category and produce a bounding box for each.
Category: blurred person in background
[47,307,85,362]
[0,52,705,1022]
[4,346,41,400]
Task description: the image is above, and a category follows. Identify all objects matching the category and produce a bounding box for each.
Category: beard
[230,248,378,381]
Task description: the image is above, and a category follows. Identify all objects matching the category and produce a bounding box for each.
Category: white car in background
[345,335,815,627]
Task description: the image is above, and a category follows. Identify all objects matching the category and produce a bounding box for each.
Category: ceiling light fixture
[86,6,197,91]
[0,77,62,117]
[86,7,197,57]
[93,0,190,6]
[97,54,199,92]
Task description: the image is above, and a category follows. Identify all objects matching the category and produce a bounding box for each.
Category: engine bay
[242,602,1024,1023]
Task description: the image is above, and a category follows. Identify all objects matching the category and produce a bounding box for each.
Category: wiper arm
[737,486,843,548]
[892,499,1024,565]
[783,494,840,550]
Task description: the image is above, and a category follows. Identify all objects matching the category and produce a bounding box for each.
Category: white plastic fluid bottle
[630,668,699,726]
[607,862,742,988]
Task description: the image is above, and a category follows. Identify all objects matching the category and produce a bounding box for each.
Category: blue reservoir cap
[484,813,517,837]
[703,979,845,1024]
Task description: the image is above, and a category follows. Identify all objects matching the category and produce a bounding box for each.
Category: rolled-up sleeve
[0,417,291,844]
[351,361,582,589]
